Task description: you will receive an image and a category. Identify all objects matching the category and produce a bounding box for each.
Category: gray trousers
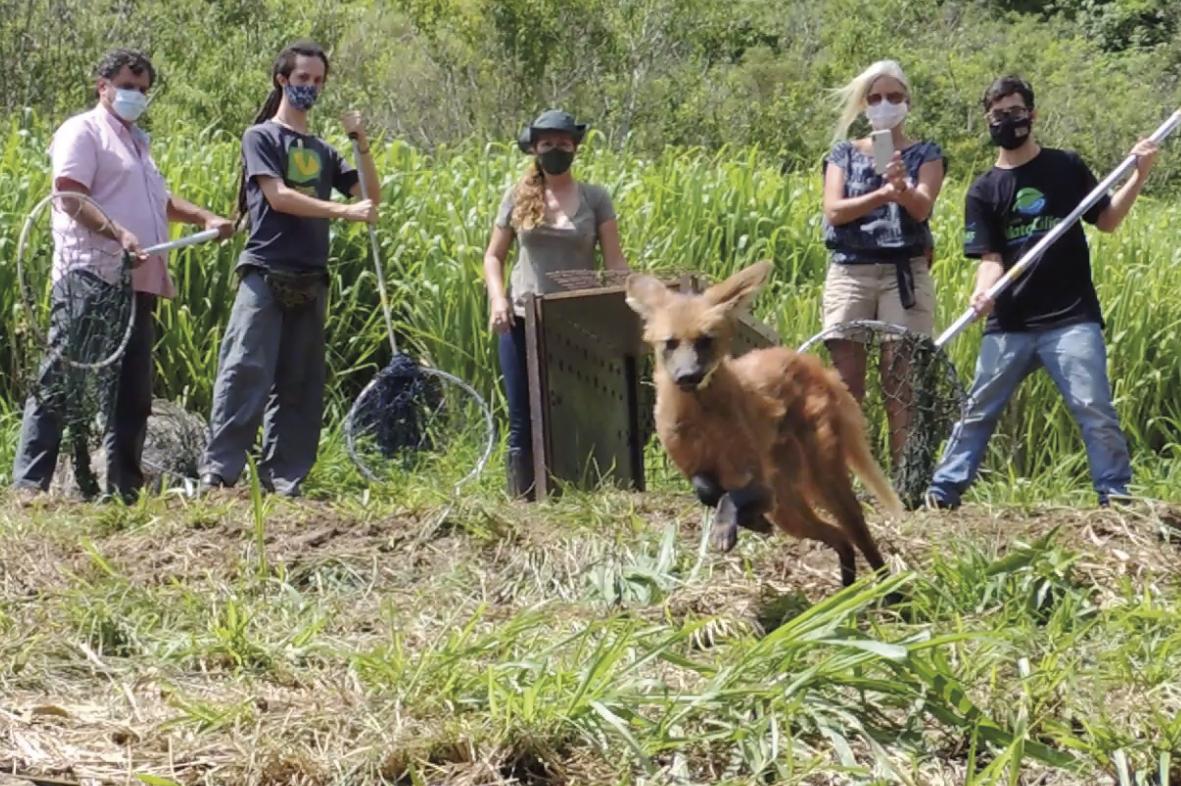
[199,267,327,496]
[12,273,155,500]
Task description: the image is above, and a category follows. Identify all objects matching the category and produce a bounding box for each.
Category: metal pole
[935,108,1181,349]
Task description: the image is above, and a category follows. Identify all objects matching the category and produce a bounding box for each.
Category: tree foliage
[2,0,1180,187]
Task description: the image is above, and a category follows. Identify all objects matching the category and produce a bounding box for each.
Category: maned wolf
[625,260,902,588]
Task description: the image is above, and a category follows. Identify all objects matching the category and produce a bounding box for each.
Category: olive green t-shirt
[495,181,617,316]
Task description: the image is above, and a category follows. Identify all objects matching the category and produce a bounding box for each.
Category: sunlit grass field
[2,117,1181,785]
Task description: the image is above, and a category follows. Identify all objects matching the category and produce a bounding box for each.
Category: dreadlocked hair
[510,158,547,231]
[234,39,331,228]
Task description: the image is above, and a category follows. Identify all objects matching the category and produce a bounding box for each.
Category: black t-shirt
[239,120,360,271]
[963,147,1111,333]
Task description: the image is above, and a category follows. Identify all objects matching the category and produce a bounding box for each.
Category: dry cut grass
[1,485,1180,786]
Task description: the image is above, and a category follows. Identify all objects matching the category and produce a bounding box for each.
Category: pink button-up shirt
[49,104,175,298]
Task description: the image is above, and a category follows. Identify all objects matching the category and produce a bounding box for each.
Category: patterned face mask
[284,83,319,111]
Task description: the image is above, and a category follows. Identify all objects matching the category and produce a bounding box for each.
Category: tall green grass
[2,116,1179,495]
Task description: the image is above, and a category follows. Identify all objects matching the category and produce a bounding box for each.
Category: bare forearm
[603,251,629,271]
[167,195,217,226]
[484,255,508,301]
[76,201,121,240]
[825,188,892,225]
[1096,171,1146,232]
[974,259,1004,293]
[896,185,934,222]
[56,190,119,240]
[268,187,350,220]
[597,220,629,271]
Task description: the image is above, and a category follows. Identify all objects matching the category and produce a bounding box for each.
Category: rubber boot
[506,448,535,501]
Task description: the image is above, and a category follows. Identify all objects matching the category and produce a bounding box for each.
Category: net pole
[936,108,1181,350]
[350,132,397,357]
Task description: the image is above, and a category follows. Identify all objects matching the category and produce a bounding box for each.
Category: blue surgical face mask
[111,87,148,123]
[284,83,319,112]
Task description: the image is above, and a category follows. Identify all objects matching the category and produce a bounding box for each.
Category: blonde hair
[510,159,546,231]
[829,59,912,143]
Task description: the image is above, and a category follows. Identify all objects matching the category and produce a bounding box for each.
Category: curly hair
[94,49,155,95]
[510,159,547,231]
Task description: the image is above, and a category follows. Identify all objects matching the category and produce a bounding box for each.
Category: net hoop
[344,359,496,491]
[16,190,137,371]
[798,318,970,508]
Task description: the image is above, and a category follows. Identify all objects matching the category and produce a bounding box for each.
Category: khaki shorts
[821,258,935,339]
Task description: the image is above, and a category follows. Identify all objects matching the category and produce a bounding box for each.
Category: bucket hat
[517,109,588,153]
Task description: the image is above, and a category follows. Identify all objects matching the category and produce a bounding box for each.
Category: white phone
[871,129,894,175]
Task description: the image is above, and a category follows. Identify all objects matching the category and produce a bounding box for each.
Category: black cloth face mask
[537,148,575,175]
[989,116,1032,150]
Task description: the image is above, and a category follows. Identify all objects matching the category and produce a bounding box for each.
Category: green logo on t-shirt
[1013,187,1046,216]
[1005,187,1058,242]
[287,146,322,193]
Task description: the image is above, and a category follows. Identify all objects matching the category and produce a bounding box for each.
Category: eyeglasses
[866,91,906,105]
[987,107,1030,123]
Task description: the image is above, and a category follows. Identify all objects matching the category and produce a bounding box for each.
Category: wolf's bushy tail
[840,406,904,518]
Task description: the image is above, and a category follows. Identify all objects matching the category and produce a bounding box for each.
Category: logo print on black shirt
[1013,187,1046,216]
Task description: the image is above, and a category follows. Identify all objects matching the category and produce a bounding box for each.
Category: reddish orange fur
[626,260,902,584]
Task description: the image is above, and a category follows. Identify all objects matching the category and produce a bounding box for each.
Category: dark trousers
[12,278,156,500]
[199,268,328,497]
[497,321,531,453]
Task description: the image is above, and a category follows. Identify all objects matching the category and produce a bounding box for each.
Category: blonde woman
[820,59,947,460]
[482,109,628,499]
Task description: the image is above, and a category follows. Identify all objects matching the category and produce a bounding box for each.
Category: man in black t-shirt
[924,75,1160,510]
[198,41,380,497]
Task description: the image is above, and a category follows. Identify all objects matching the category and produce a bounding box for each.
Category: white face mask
[110,87,148,123]
[865,100,908,131]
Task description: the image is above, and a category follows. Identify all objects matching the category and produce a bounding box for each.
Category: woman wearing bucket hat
[820,59,947,462]
[482,109,629,500]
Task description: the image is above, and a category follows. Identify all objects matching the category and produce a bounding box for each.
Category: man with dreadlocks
[11,48,233,504]
[198,40,380,497]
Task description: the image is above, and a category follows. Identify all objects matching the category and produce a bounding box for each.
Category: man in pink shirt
[12,49,233,503]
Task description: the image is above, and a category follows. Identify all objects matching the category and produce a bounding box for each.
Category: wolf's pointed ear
[625,273,669,321]
[703,259,772,314]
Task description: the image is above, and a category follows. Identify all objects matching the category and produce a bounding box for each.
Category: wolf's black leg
[730,481,773,534]
[691,473,724,508]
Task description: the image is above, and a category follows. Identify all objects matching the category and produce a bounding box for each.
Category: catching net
[798,320,966,510]
[15,191,138,496]
[345,352,495,489]
[341,135,494,502]
[16,191,221,498]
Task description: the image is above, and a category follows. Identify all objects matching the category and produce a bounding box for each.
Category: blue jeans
[926,321,1132,506]
[497,320,531,453]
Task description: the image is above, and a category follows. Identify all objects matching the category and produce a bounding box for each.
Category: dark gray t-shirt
[495,181,617,316]
[239,120,359,271]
